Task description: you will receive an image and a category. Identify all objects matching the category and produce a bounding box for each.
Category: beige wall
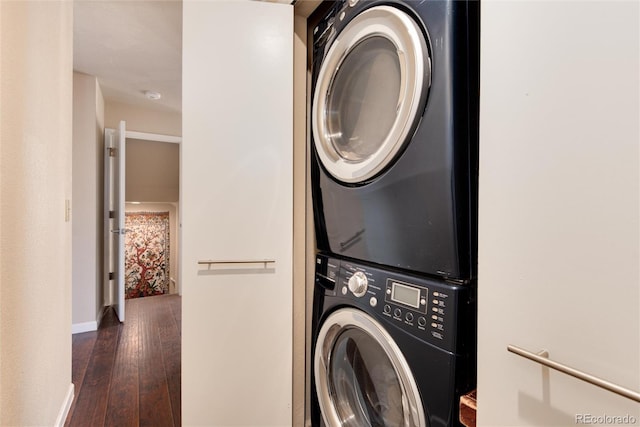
[105,100,180,204]
[0,1,74,425]
[126,139,179,203]
[125,202,179,294]
[105,100,181,136]
[293,3,321,426]
[72,72,106,331]
[293,10,312,427]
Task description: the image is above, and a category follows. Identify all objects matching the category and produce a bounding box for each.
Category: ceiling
[73,0,182,113]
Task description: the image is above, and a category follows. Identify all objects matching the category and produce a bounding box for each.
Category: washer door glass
[330,328,405,426]
[314,309,426,427]
[312,6,430,183]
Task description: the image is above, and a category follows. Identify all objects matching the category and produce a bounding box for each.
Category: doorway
[122,136,180,300]
[103,130,181,319]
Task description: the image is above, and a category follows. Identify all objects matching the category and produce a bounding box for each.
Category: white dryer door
[312,6,430,183]
[314,308,426,427]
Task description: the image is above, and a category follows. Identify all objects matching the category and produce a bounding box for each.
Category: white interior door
[182,1,293,425]
[104,120,126,322]
[477,2,639,424]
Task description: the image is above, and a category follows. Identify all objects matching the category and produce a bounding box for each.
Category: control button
[431,323,438,328]
[341,286,348,295]
[432,307,438,312]
[405,313,414,322]
[349,0,359,6]
[348,271,368,297]
[433,292,439,297]
[418,317,427,327]
[433,299,438,305]
[432,315,438,320]
[383,304,391,314]
[394,308,402,318]
[370,297,377,307]
[386,288,391,295]
[420,298,426,306]
[339,11,346,21]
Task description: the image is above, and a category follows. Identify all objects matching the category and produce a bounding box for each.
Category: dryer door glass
[314,308,425,427]
[326,36,401,163]
[312,6,430,184]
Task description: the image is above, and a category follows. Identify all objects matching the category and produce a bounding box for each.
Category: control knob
[348,271,368,297]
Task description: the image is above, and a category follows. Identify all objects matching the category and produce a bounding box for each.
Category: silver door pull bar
[507,345,640,403]
[198,260,276,268]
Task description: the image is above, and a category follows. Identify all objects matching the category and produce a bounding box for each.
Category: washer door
[314,308,426,427]
[312,6,430,184]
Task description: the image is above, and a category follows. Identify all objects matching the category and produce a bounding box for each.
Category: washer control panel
[348,271,368,297]
[316,255,472,353]
[384,279,428,314]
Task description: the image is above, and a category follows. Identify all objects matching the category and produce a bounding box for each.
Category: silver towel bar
[507,344,640,403]
[198,259,276,268]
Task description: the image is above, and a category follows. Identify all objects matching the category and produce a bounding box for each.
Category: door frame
[103,127,183,318]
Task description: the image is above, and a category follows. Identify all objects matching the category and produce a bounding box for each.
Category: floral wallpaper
[124,212,170,298]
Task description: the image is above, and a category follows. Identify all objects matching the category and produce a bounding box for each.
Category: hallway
[65,294,181,427]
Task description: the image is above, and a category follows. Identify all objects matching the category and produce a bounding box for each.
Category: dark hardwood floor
[65,294,181,427]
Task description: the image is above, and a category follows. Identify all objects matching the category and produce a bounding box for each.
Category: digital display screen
[391,282,421,308]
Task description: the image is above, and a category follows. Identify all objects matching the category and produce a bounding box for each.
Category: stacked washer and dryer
[309,1,479,426]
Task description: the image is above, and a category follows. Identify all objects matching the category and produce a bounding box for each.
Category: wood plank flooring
[65,294,181,427]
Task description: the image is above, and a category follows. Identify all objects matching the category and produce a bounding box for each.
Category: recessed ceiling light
[144,90,162,100]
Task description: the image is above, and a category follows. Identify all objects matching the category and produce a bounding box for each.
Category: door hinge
[109,210,115,218]
[108,147,116,157]
[109,272,114,280]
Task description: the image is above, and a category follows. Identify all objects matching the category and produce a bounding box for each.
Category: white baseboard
[71,321,97,334]
[54,383,74,427]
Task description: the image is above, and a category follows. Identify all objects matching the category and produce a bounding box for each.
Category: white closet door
[478,1,639,425]
[182,1,293,425]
